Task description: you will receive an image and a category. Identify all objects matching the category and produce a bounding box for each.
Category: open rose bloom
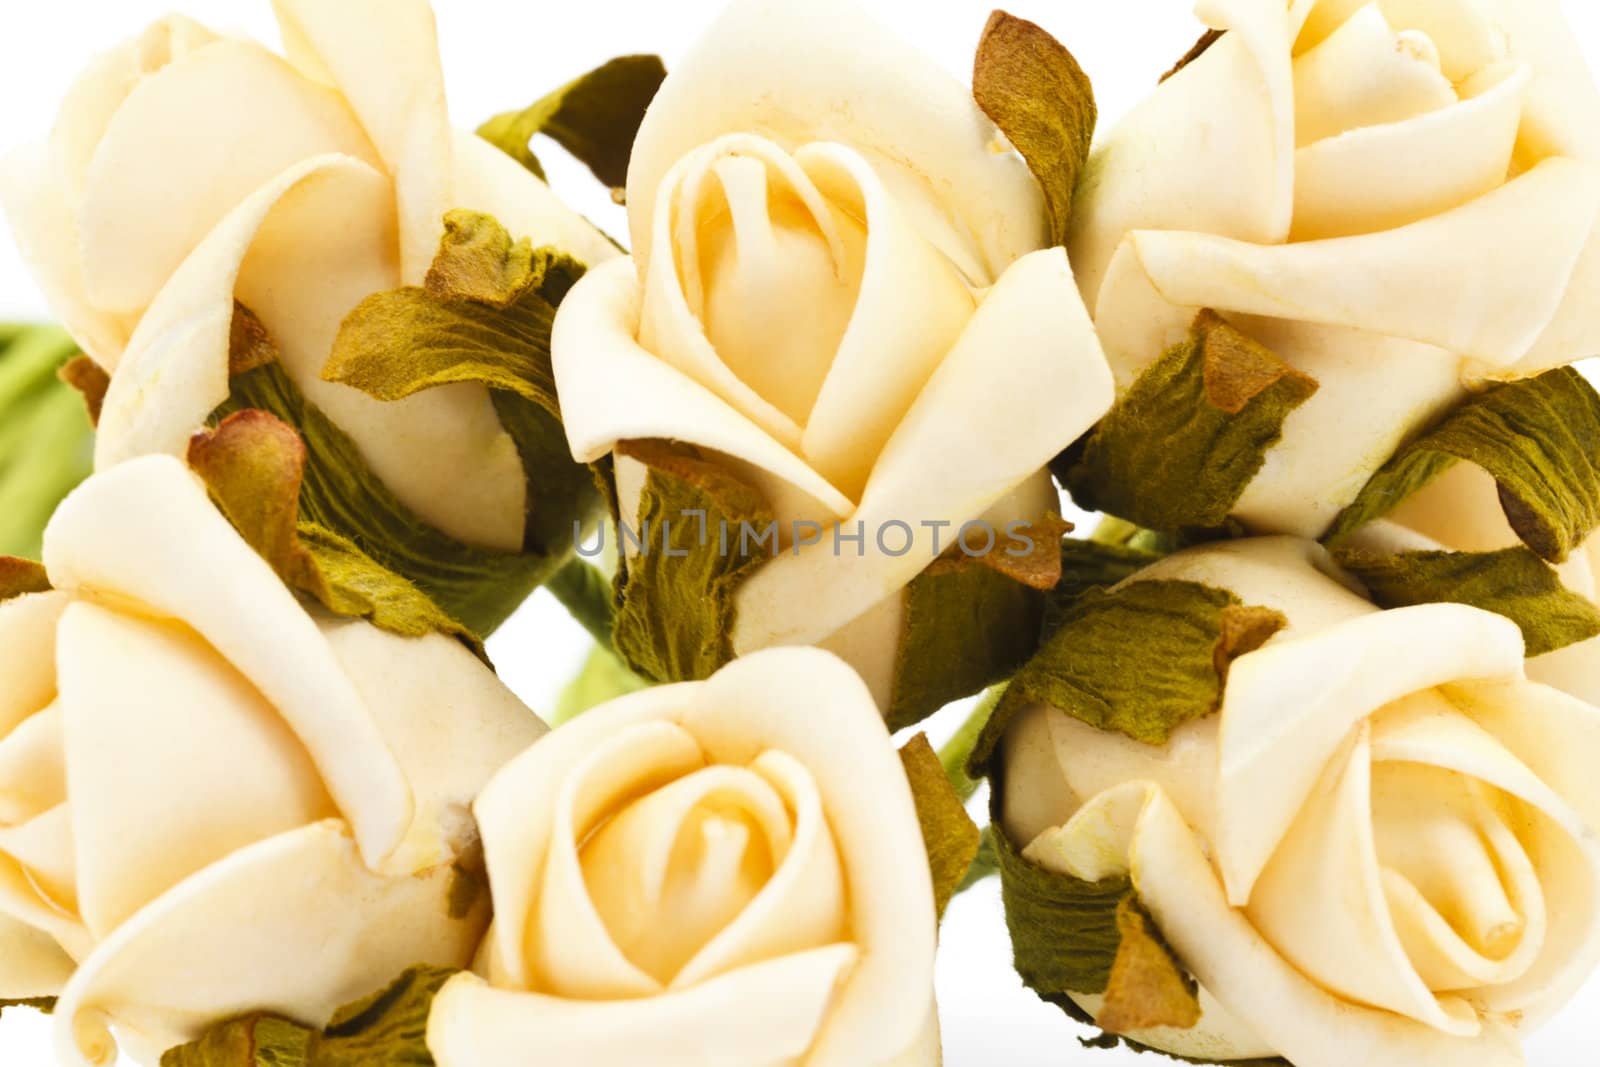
[0,0,616,551]
[426,648,939,1067]
[1072,0,1600,536]
[552,0,1114,702]
[1002,538,1600,1067]
[0,457,545,1066]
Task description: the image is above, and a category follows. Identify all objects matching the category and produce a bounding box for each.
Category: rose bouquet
[0,1,1598,1066]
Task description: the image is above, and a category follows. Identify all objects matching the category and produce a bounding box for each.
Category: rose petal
[625,0,1044,286]
[1127,157,1600,368]
[1489,0,1600,165]
[52,820,476,1067]
[1292,62,1529,241]
[551,256,855,520]
[270,0,450,284]
[796,143,975,500]
[1069,0,1297,305]
[0,908,76,1001]
[76,39,380,314]
[684,647,934,1067]
[1027,782,1526,1067]
[43,456,413,869]
[732,248,1113,652]
[427,946,858,1067]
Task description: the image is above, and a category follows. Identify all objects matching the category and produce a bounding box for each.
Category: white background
[2,1,1599,1064]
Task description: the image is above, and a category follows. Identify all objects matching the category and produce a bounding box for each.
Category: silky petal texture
[428,948,860,1067]
[0,910,75,1000]
[1370,699,1600,1018]
[625,0,1044,287]
[553,256,854,517]
[53,821,480,1067]
[42,456,412,869]
[75,40,380,316]
[1226,317,1466,537]
[1487,0,1600,164]
[1249,726,1480,1033]
[468,648,935,1067]
[0,143,131,365]
[732,249,1114,652]
[270,0,450,284]
[318,620,546,872]
[1023,783,1525,1067]
[1126,157,1600,368]
[1291,63,1530,241]
[1068,0,1297,305]
[450,129,621,269]
[56,602,334,939]
[1511,214,1600,375]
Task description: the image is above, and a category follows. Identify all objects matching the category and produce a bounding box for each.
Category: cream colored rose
[1071,0,1600,537]
[0,0,616,552]
[426,647,939,1067]
[0,455,545,1066]
[1002,538,1600,1067]
[1372,460,1600,705]
[551,0,1114,701]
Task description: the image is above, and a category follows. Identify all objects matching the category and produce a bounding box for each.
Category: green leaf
[610,440,775,683]
[545,557,618,651]
[189,409,482,656]
[218,327,562,639]
[551,643,651,727]
[1328,367,1600,562]
[993,812,1196,1026]
[971,580,1285,773]
[478,55,667,189]
[1336,546,1600,657]
[0,557,51,601]
[0,326,93,560]
[1060,311,1318,534]
[162,966,455,1067]
[972,10,1096,246]
[324,211,601,563]
[900,733,983,919]
[889,550,1045,731]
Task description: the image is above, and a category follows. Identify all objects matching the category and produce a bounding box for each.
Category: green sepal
[0,557,51,601]
[1336,546,1600,657]
[478,54,667,189]
[217,320,559,638]
[1060,311,1317,534]
[889,549,1045,731]
[324,210,602,563]
[1327,367,1600,562]
[1047,538,1165,639]
[160,1015,313,1066]
[900,733,983,919]
[161,966,455,1067]
[991,799,1198,1030]
[546,557,619,652]
[0,325,93,560]
[972,11,1096,246]
[971,580,1284,773]
[189,409,482,656]
[551,644,651,727]
[0,997,55,1017]
[610,440,775,684]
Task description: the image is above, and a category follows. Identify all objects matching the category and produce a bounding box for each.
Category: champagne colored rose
[0,0,617,552]
[0,456,545,1066]
[1071,0,1600,537]
[1001,537,1600,1067]
[550,0,1114,702]
[426,647,940,1067]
